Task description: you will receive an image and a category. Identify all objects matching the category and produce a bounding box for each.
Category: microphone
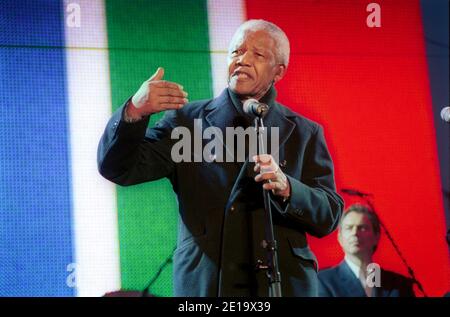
[440,106,450,122]
[341,188,373,197]
[243,99,269,118]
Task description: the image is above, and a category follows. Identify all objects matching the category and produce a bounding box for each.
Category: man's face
[227,29,286,100]
[338,212,380,258]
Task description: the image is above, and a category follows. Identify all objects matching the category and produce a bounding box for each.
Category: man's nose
[236,51,252,66]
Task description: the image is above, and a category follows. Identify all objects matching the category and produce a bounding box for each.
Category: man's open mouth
[233,70,252,79]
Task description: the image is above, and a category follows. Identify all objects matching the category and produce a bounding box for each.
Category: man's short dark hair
[340,204,381,234]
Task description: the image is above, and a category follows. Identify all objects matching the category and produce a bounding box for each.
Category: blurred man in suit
[318,204,415,297]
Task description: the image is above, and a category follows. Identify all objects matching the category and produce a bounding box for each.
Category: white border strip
[207,0,246,97]
[64,0,121,296]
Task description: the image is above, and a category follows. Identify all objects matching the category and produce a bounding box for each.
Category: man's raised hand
[127,67,188,119]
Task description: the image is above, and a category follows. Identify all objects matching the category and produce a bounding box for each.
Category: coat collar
[205,88,296,162]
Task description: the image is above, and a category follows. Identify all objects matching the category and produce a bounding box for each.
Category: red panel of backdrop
[245,0,449,296]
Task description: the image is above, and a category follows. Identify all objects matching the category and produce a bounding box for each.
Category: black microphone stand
[141,246,176,297]
[342,189,428,297]
[254,116,282,297]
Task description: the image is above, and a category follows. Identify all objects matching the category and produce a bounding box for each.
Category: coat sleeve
[277,124,344,237]
[97,101,177,186]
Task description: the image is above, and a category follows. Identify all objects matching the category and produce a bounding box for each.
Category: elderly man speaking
[98,19,343,297]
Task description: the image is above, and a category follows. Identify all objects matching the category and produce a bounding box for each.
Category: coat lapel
[338,261,367,297]
[261,103,295,164]
[205,89,240,160]
[205,89,296,163]
[204,89,297,208]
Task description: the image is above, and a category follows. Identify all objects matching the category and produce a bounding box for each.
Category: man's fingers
[253,154,272,164]
[263,182,283,191]
[255,172,277,182]
[254,162,278,173]
[158,96,188,104]
[132,68,188,115]
[156,87,188,98]
[149,67,164,81]
[158,103,185,111]
[153,80,184,90]
[264,181,288,192]
[263,182,276,190]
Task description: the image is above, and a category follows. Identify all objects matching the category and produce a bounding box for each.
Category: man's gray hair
[229,19,290,67]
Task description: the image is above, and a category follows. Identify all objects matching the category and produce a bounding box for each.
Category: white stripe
[64,0,121,296]
[207,0,246,97]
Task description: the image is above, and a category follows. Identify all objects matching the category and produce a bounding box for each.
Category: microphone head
[243,98,258,115]
[440,106,450,122]
[243,99,269,118]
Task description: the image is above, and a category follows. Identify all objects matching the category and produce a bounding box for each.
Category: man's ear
[273,64,287,83]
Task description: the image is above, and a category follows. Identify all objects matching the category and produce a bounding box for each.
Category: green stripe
[106,0,213,296]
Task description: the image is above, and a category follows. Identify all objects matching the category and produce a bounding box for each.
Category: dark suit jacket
[98,88,343,297]
[318,261,415,297]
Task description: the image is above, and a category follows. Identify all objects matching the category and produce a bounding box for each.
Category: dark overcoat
[98,89,343,296]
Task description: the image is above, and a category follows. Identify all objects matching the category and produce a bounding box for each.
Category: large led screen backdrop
[0,0,448,296]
